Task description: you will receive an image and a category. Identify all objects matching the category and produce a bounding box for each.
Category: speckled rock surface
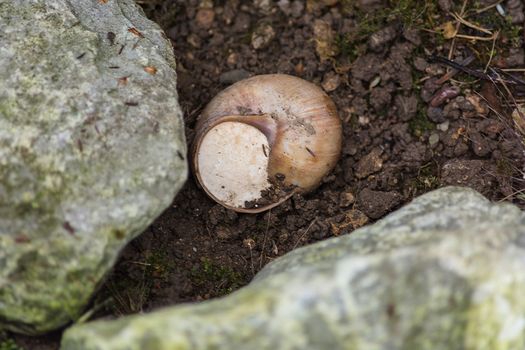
[0,0,186,335]
[62,187,525,350]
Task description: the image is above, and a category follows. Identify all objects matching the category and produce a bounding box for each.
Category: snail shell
[192,74,342,213]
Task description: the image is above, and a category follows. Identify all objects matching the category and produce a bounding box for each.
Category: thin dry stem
[455,33,498,41]
[484,31,500,72]
[259,210,272,269]
[474,0,504,14]
[450,11,493,35]
[293,219,317,249]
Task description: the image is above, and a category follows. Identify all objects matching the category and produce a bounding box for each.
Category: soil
[8,0,525,348]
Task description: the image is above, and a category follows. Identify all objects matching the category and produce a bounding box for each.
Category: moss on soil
[191,258,243,296]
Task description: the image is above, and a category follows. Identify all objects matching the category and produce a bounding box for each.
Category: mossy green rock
[62,187,525,349]
[0,0,187,335]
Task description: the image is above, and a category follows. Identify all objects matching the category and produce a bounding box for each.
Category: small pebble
[278,0,304,17]
[290,0,305,17]
[496,3,505,16]
[187,33,202,48]
[195,8,215,29]
[226,52,238,66]
[455,96,474,111]
[427,106,446,123]
[437,121,450,132]
[443,102,460,119]
[294,61,305,75]
[251,23,275,50]
[321,71,341,92]
[254,0,272,14]
[358,115,370,125]
[219,69,251,84]
[369,76,381,89]
[429,133,440,146]
[339,191,356,208]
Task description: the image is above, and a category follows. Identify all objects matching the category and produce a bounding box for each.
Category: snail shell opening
[192,74,342,213]
[196,121,273,210]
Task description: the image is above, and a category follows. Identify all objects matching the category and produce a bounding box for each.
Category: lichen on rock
[62,187,525,349]
[0,0,186,334]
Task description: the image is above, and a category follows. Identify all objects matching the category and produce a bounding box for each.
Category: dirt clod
[394,94,418,121]
[369,25,398,52]
[358,188,402,219]
[330,209,369,236]
[355,147,384,179]
[440,159,497,195]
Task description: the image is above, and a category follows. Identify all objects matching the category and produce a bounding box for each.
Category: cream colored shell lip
[192,74,343,213]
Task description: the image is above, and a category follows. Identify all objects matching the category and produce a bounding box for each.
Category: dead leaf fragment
[127,27,144,38]
[512,105,525,135]
[117,76,128,86]
[144,66,157,75]
[330,209,369,236]
[437,21,457,39]
[452,126,466,140]
[466,94,489,117]
[14,234,31,243]
[98,0,108,3]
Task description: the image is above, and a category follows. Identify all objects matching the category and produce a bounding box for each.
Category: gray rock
[0,0,187,335]
[62,187,525,349]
